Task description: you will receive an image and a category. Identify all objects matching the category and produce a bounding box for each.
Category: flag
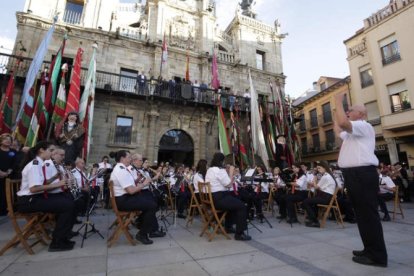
[211,51,220,90]
[51,64,68,125]
[64,47,83,115]
[162,33,168,64]
[26,83,48,146]
[0,74,15,134]
[249,69,269,167]
[15,16,57,125]
[185,51,190,81]
[217,101,230,155]
[15,86,36,144]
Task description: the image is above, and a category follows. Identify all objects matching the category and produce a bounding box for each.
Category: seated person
[378,168,396,221]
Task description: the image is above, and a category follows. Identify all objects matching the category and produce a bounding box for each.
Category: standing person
[0,134,16,216]
[334,93,387,267]
[205,152,251,240]
[57,112,85,165]
[275,135,289,169]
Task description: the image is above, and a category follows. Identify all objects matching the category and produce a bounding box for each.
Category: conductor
[334,93,387,267]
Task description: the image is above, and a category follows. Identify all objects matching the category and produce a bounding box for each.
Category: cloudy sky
[0,0,390,97]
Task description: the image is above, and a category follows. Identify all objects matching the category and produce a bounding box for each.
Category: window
[342,96,349,112]
[301,137,307,155]
[312,134,320,152]
[256,50,265,70]
[115,116,133,144]
[63,0,84,25]
[359,66,374,88]
[310,108,318,128]
[380,40,400,65]
[119,68,138,93]
[299,114,306,132]
[365,101,381,125]
[387,80,411,112]
[322,102,332,123]
[325,129,335,150]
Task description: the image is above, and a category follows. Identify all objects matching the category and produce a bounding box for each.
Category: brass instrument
[53,161,81,200]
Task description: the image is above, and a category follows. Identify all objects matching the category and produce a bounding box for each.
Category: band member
[302,161,336,227]
[333,165,356,223]
[300,162,315,194]
[271,167,287,219]
[110,150,157,244]
[275,134,289,169]
[97,156,112,200]
[56,112,85,164]
[16,141,76,252]
[193,159,208,197]
[277,163,308,223]
[335,93,387,267]
[378,168,396,222]
[205,152,251,241]
[173,165,191,218]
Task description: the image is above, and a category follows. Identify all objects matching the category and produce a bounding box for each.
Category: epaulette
[71,169,77,173]
[32,159,39,165]
[119,165,125,169]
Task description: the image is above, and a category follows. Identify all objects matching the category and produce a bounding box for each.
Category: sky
[0,0,390,98]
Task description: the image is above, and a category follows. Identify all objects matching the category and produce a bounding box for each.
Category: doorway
[157,129,194,166]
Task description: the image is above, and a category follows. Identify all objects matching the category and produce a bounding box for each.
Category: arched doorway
[157,129,194,166]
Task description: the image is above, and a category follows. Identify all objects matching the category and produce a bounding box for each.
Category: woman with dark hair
[302,161,336,227]
[205,152,251,241]
[110,150,158,245]
[193,159,208,197]
[57,112,85,164]
[16,141,76,252]
[0,133,16,215]
[277,163,308,223]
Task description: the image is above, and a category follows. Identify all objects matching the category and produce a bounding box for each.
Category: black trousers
[176,188,191,215]
[115,193,157,235]
[17,193,75,241]
[0,178,7,216]
[140,189,160,232]
[278,190,308,219]
[342,165,387,264]
[212,191,247,234]
[302,191,332,222]
[378,193,394,217]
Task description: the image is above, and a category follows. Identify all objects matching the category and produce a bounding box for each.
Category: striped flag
[26,83,48,146]
[64,48,83,115]
[185,51,190,81]
[162,33,168,64]
[51,64,68,125]
[15,86,36,143]
[211,51,220,90]
[0,73,15,134]
[218,100,230,155]
[15,16,57,125]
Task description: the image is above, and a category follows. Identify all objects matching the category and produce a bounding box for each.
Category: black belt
[340,165,376,172]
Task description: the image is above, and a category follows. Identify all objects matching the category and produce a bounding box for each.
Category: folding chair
[197,182,231,242]
[186,183,205,227]
[107,181,140,247]
[318,187,344,228]
[390,186,404,220]
[264,190,274,213]
[0,179,48,255]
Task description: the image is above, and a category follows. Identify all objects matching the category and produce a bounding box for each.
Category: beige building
[293,77,351,165]
[344,0,414,168]
[5,0,287,165]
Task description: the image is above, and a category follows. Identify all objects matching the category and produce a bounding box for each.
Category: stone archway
[157,129,194,166]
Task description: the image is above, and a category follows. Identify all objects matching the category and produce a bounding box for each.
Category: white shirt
[333,170,344,189]
[97,162,112,186]
[295,175,307,191]
[110,163,136,197]
[44,159,65,194]
[17,157,45,196]
[316,173,336,195]
[273,174,286,188]
[379,175,395,194]
[192,172,204,193]
[338,120,379,168]
[128,165,149,190]
[72,168,87,189]
[205,167,231,193]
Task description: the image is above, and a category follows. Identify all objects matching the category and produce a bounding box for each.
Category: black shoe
[382,215,391,221]
[352,256,387,267]
[135,233,153,245]
[225,227,236,234]
[286,218,298,224]
[177,213,186,219]
[352,250,365,257]
[48,241,74,252]
[149,230,166,238]
[234,232,252,241]
[305,221,320,228]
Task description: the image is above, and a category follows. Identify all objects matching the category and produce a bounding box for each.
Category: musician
[97,156,112,195]
[300,162,315,194]
[277,163,308,223]
[110,150,157,244]
[129,154,165,237]
[173,165,191,219]
[193,159,208,197]
[333,165,356,223]
[378,168,396,222]
[275,134,289,169]
[205,152,251,241]
[250,165,268,219]
[56,112,85,164]
[271,167,287,219]
[16,141,76,252]
[303,161,336,227]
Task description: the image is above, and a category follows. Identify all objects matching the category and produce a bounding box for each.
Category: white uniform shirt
[72,168,87,189]
[295,175,308,191]
[333,170,344,189]
[205,167,231,193]
[110,163,136,197]
[97,162,112,186]
[317,173,336,195]
[338,120,379,168]
[128,165,149,190]
[192,172,204,193]
[273,174,286,188]
[17,157,45,196]
[44,159,65,194]
[379,175,395,194]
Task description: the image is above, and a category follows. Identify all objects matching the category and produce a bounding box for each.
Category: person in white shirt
[335,93,387,267]
[192,159,208,195]
[303,161,336,227]
[378,168,396,222]
[109,150,157,244]
[17,141,76,252]
[205,153,251,241]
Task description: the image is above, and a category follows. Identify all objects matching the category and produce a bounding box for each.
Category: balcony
[361,78,374,89]
[301,140,341,156]
[391,102,411,113]
[321,111,333,125]
[382,53,401,66]
[364,0,414,28]
[63,9,82,25]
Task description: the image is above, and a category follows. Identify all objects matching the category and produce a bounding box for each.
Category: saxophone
[53,161,81,201]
